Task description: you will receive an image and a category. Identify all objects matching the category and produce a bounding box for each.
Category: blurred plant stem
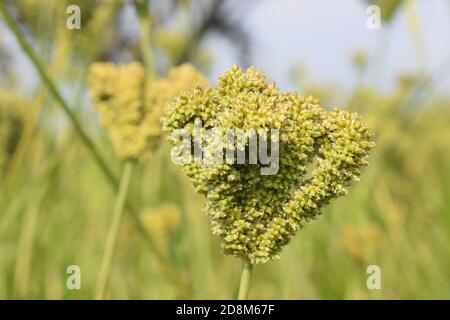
[237,260,253,300]
[0,2,117,189]
[11,151,65,298]
[3,29,70,192]
[404,0,433,99]
[134,0,155,76]
[404,0,428,74]
[95,161,134,299]
[13,185,47,298]
[367,27,391,88]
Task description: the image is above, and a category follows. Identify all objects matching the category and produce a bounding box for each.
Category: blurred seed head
[11,0,97,36]
[395,72,422,93]
[88,62,208,162]
[351,49,368,72]
[140,204,181,257]
[10,0,123,60]
[368,0,403,23]
[155,30,190,64]
[342,223,383,261]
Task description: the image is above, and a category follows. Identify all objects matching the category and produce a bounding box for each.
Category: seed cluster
[164,65,375,264]
[141,204,181,257]
[88,62,208,162]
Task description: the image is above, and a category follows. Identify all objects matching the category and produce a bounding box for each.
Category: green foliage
[0,91,28,173]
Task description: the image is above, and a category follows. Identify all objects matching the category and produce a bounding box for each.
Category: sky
[206,0,450,93]
[1,0,450,96]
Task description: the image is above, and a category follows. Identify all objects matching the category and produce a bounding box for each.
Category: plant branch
[95,161,134,299]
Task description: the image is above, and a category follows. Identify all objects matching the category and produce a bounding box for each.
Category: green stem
[134,0,155,76]
[237,260,253,300]
[95,161,134,300]
[13,185,47,298]
[0,2,117,189]
[4,31,70,192]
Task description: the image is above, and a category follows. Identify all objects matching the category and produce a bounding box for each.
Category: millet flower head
[88,62,208,162]
[163,65,375,264]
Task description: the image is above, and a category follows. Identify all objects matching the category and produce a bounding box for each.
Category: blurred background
[0,0,449,299]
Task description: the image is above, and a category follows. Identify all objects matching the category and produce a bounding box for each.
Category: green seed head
[163,65,375,264]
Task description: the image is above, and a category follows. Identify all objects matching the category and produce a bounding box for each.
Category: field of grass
[0,0,449,299]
